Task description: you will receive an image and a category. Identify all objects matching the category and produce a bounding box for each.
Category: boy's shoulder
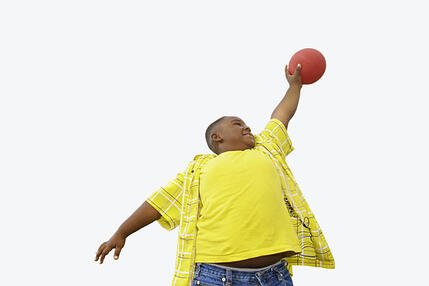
[180,154,216,175]
[192,153,216,162]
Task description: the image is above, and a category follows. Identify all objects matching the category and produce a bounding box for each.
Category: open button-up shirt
[147,118,335,286]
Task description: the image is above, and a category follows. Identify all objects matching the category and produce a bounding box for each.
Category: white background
[1,1,428,285]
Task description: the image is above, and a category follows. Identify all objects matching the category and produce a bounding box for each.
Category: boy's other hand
[285,64,302,88]
[95,233,126,264]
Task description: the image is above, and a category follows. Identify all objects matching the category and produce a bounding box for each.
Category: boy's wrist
[114,229,128,239]
[289,83,302,90]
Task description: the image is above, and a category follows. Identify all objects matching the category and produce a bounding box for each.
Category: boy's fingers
[95,243,106,261]
[99,246,113,264]
[114,246,123,260]
[295,64,302,74]
[99,251,107,264]
[285,65,291,76]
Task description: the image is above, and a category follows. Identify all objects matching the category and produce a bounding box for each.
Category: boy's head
[205,116,255,154]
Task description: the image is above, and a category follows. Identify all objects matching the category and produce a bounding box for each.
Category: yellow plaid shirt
[147,118,335,286]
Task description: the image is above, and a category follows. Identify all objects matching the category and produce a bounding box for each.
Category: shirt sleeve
[257,118,294,157]
[146,172,184,231]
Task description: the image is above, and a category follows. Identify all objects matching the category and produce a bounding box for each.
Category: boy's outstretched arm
[95,201,161,264]
[271,64,302,129]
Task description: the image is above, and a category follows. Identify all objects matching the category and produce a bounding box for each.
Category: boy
[95,64,335,285]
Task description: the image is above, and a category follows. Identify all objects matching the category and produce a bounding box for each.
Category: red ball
[288,48,326,84]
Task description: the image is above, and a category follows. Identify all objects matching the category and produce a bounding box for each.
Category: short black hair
[205,116,227,154]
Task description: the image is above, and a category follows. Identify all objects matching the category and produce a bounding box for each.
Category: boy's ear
[211,132,223,143]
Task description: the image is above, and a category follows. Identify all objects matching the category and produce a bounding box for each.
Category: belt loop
[194,263,201,277]
[283,258,288,267]
[224,268,232,286]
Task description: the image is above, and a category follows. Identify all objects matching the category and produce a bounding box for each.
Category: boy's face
[216,116,255,150]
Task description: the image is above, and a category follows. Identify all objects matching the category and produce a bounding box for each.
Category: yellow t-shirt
[195,147,301,263]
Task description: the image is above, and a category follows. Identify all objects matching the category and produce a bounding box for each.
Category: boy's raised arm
[95,201,161,264]
[271,64,302,129]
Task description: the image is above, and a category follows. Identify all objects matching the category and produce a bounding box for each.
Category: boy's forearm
[271,84,302,127]
[115,201,161,238]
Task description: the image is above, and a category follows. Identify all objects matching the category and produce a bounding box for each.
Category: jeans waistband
[193,260,290,286]
[195,259,287,277]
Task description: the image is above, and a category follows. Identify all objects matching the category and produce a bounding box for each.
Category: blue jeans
[192,260,293,286]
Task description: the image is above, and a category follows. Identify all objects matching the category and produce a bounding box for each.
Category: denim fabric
[192,260,293,286]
